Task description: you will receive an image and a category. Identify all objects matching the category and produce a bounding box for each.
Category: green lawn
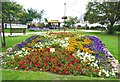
[2,35,32,51]
[1,69,119,80]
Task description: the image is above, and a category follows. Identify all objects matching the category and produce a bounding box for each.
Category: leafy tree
[36,9,45,23]
[2,1,25,23]
[64,16,79,31]
[27,8,38,22]
[84,1,120,34]
[2,1,25,46]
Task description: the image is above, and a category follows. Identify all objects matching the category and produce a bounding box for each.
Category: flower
[50,48,55,53]
[56,67,60,71]
[15,67,18,70]
[17,44,22,49]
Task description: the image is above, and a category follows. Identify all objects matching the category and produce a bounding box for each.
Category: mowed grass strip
[1,69,119,80]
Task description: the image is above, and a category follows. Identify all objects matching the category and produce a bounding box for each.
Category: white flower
[65,37,69,41]
[22,48,25,51]
[98,71,101,76]
[11,55,14,58]
[7,54,9,57]
[106,71,110,77]
[62,43,69,47]
[17,51,22,54]
[102,69,106,73]
[50,48,55,53]
[15,67,18,70]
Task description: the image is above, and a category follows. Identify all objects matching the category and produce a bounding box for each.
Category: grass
[2,34,32,51]
[1,69,119,80]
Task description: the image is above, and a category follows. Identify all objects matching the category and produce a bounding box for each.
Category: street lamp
[9,14,13,35]
[63,2,66,32]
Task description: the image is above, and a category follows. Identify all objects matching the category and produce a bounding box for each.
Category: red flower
[21,60,25,64]
[44,48,46,54]
[21,65,26,69]
[63,70,66,74]
[86,62,89,64]
[37,62,40,68]
[59,72,63,75]
[5,62,9,65]
[93,68,99,72]
[35,56,39,61]
[45,63,48,66]
[71,67,74,70]
[33,59,37,64]
[78,67,81,71]
[68,71,70,75]
[50,68,53,72]
[26,61,30,64]
[48,48,50,53]
[56,67,60,71]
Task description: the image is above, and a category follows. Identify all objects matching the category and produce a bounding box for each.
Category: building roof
[48,20,60,23]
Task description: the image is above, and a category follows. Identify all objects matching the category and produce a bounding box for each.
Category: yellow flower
[27,43,31,47]
[66,46,75,53]
[88,50,94,54]
[25,48,31,52]
[38,48,43,52]
[82,39,91,45]
[33,48,37,52]
[83,48,89,52]
[79,45,83,50]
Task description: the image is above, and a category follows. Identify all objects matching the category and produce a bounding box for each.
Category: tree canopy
[84,1,120,34]
[2,1,45,24]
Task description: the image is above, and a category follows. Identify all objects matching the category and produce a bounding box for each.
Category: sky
[13,0,89,21]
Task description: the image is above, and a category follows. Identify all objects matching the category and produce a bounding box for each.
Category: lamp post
[9,14,13,35]
[64,2,66,32]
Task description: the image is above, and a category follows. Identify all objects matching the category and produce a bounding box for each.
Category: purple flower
[17,44,22,49]
[95,54,99,58]
[21,41,27,46]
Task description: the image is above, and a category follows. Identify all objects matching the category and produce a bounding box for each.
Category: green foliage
[64,16,79,27]
[2,1,25,23]
[114,24,120,31]
[84,1,120,34]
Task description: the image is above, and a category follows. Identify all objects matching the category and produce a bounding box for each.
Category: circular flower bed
[1,32,119,78]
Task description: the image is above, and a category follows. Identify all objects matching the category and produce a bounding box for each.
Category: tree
[36,9,45,23]
[84,1,120,34]
[27,8,38,22]
[64,16,79,31]
[2,1,24,46]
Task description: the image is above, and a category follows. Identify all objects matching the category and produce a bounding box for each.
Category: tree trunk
[107,23,114,34]
[2,21,6,47]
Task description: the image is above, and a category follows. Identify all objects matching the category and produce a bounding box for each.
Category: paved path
[1,30,102,36]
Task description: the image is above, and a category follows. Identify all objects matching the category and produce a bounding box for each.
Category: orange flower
[33,48,37,52]
[79,45,83,50]
[83,48,89,52]
[25,48,31,52]
[27,43,31,47]
[66,46,75,53]
[82,39,91,45]
[88,50,94,54]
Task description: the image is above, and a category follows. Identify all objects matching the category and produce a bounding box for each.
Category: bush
[90,26,97,30]
[114,24,120,31]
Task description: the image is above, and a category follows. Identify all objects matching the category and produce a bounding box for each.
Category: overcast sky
[13,0,89,21]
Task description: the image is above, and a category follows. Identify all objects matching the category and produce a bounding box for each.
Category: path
[1,30,102,36]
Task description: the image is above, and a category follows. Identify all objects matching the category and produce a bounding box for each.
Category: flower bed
[2,32,119,78]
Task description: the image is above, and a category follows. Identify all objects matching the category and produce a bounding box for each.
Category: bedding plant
[1,32,119,78]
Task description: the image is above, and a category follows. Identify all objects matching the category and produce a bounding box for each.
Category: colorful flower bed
[2,32,119,78]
